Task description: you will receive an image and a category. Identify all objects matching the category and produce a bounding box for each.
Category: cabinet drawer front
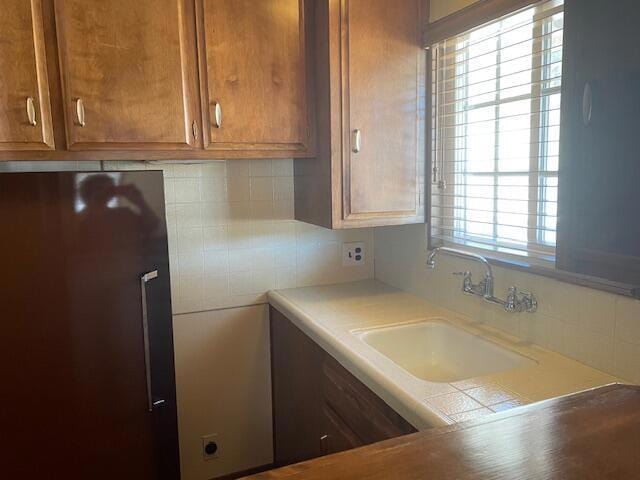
[55,0,199,150]
[323,356,416,444]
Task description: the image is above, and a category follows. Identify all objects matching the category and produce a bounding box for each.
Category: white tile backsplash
[374,223,640,384]
[103,159,374,314]
[615,296,640,345]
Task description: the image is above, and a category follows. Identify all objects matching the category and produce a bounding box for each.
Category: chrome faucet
[427,247,494,298]
[427,246,537,313]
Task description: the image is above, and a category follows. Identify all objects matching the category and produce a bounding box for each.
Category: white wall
[374,223,640,385]
[172,305,272,480]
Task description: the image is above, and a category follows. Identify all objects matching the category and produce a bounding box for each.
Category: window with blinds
[429,0,564,262]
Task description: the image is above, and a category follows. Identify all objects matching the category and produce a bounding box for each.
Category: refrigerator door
[0,171,179,479]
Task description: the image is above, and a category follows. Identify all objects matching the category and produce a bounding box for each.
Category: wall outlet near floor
[342,242,365,266]
[202,433,221,461]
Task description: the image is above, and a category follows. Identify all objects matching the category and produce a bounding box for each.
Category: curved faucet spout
[426,249,438,269]
[427,247,493,275]
[426,247,494,298]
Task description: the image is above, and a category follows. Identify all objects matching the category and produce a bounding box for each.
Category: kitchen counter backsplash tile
[374,223,640,384]
[103,160,374,314]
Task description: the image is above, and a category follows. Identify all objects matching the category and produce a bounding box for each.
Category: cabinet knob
[213,102,222,128]
[352,129,362,153]
[76,98,86,127]
[26,97,37,126]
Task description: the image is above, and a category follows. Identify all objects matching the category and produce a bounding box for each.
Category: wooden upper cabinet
[2,0,315,159]
[197,0,315,157]
[0,0,54,150]
[294,0,426,229]
[54,0,200,150]
[342,0,422,221]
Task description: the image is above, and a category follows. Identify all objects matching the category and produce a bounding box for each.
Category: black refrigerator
[0,171,180,479]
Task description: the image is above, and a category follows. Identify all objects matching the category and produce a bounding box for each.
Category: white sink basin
[354,319,536,383]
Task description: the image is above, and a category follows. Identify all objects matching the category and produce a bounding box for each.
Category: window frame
[428,0,562,266]
[424,0,638,298]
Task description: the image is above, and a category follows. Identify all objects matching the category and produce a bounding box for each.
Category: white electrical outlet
[202,433,221,461]
[342,242,365,266]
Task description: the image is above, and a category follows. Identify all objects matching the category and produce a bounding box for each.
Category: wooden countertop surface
[245,384,640,479]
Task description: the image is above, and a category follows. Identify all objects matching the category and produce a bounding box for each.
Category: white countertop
[268,280,620,430]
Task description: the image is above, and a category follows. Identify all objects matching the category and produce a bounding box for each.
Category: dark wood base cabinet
[270,307,417,466]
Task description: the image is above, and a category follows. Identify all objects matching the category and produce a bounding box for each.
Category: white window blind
[429,0,564,262]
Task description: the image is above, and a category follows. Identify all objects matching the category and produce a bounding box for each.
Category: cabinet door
[54,0,200,150]
[557,0,640,287]
[0,0,54,150]
[270,307,324,466]
[198,0,314,157]
[322,355,417,444]
[342,0,424,220]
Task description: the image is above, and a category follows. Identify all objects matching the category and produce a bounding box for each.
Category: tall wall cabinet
[294,0,427,229]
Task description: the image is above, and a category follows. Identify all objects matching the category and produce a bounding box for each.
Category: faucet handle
[503,287,538,313]
[503,286,518,312]
[452,271,473,293]
[519,290,538,313]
